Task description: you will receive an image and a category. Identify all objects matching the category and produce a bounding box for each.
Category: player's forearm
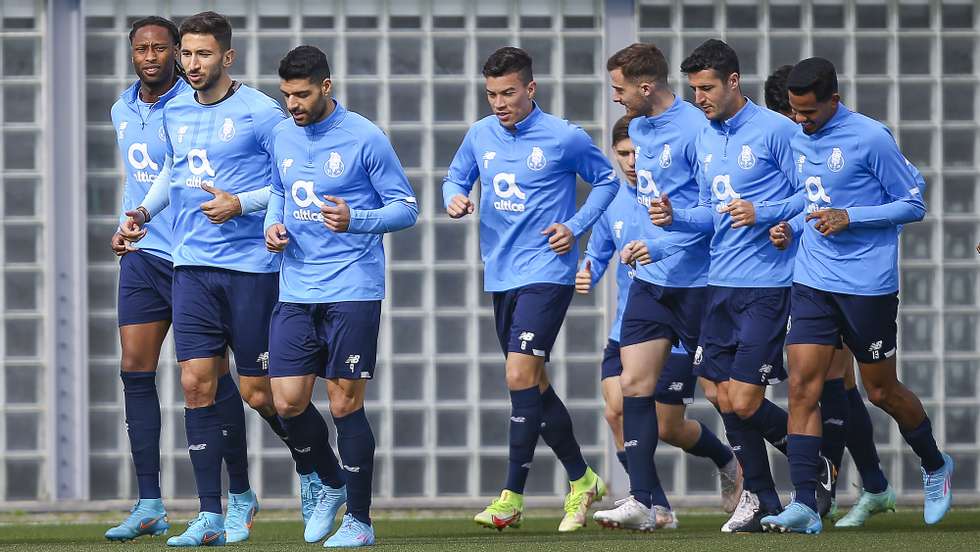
[581,252,610,287]
[754,191,806,225]
[347,199,419,234]
[670,206,714,233]
[238,186,271,215]
[643,231,703,263]
[442,180,471,209]
[562,177,617,237]
[263,191,285,231]
[846,198,926,228]
[140,157,172,217]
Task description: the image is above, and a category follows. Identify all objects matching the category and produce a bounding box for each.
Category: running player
[758,57,952,534]
[765,65,898,527]
[264,45,418,547]
[105,16,191,542]
[118,11,297,546]
[443,47,616,532]
[577,116,741,528]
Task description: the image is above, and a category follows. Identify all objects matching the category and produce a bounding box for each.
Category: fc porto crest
[827,147,845,172]
[324,151,345,177]
[218,118,236,142]
[526,146,547,171]
[659,144,672,168]
[737,145,756,169]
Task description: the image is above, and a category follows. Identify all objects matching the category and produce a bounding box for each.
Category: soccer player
[646,39,807,533]
[118,12,298,546]
[105,16,192,542]
[577,116,740,528]
[757,57,953,534]
[442,47,616,533]
[264,46,418,547]
[766,65,898,527]
[592,43,735,532]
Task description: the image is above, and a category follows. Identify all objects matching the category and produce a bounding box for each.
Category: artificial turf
[0,510,977,551]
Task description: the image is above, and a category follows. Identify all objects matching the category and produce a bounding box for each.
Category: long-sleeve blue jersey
[671,99,799,287]
[755,104,926,295]
[153,83,286,272]
[582,180,638,342]
[111,78,191,261]
[628,96,711,288]
[442,104,617,292]
[264,101,418,303]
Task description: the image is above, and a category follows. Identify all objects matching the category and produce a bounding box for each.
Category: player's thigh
[620,339,671,394]
[828,345,854,381]
[270,374,317,417]
[654,349,697,406]
[119,320,171,372]
[226,271,279,378]
[505,284,574,361]
[786,343,836,401]
[730,287,790,386]
[837,292,899,366]
[172,267,228,364]
[322,301,381,382]
[117,250,174,328]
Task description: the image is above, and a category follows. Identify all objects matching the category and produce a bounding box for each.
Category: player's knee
[180,372,215,405]
[658,421,681,445]
[240,385,274,412]
[619,371,653,397]
[274,395,308,419]
[329,396,360,419]
[865,384,893,409]
[120,354,155,373]
[603,405,622,429]
[730,393,762,420]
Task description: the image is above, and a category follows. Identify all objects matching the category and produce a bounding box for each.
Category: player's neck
[197,74,234,105]
[138,76,177,104]
[719,94,748,122]
[645,89,676,118]
[313,98,337,125]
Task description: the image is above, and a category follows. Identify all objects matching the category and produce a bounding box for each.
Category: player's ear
[321,78,332,97]
[222,48,236,68]
[526,80,536,99]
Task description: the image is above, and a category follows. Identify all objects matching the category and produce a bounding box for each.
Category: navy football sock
[185,405,224,514]
[745,399,788,455]
[725,412,780,512]
[901,416,944,473]
[539,386,588,481]
[845,387,888,493]
[260,410,308,473]
[685,421,734,469]
[121,371,162,500]
[505,387,542,494]
[819,379,848,471]
[622,395,659,509]
[616,451,629,474]
[214,373,250,494]
[333,408,375,525]
[788,434,822,512]
[282,403,344,488]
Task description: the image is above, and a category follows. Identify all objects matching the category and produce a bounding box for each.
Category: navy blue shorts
[696,286,790,386]
[654,349,697,405]
[600,339,622,380]
[172,267,278,377]
[785,283,898,365]
[117,250,174,326]
[492,283,574,362]
[269,301,381,379]
[619,280,706,353]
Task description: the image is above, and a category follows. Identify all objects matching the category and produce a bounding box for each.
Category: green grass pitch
[0,510,977,551]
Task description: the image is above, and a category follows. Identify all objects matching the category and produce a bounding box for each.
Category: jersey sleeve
[846,127,927,227]
[561,126,617,237]
[251,99,288,156]
[670,132,714,233]
[442,127,480,208]
[141,155,173,217]
[346,129,419,234]
[582,214,616,286]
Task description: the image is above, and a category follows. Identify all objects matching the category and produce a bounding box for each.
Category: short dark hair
[178,11,232,52]
[482,47,533,84]
[764,65,793,113]
[606,43,669,84]
[279,45,331,83]
[129,16,179,45]
[680,39,740,79]
[787,57,838,102]
[612,115,632,145]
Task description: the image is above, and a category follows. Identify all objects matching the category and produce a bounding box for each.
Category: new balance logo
[519,331,535,352]
[257,352,269,371]
[868,340,884,360]
[342,464,361,473]
[188,443,207,451]
[868,341,883,352]
[759,364,773,375]
[346,354,361,373]
[294,447,312,454]
[510,416,526,423]
[667,382,684,392]
[825,418,844,426]
[624,440,638,448]
[483,151,496,169]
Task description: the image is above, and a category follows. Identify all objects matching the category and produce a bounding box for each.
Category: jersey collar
[811,102,851,138]
[305,99,347,135]
[642,94,683,129]
[712,97,758,133]
[121,77,189,112]
[499,101,543,135]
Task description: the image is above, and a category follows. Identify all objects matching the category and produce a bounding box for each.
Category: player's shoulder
[272,116,296,138]
[234,84,285,114]
[753,104,799,141]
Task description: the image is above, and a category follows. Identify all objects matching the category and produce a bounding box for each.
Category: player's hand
[110,231,134,256]
[120,209,148,242]
[542,223,574,254]
[769,221,793,250]
[200,183,242,224]
[446,194,474,219]
[976,241,979,255]
[321,195,351,232]
[575,260,593,294]
[649,193,673,227]
[720,198,756,228]
[806,208,850,236]
[620,240,652,267]
[265,223,289,252]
